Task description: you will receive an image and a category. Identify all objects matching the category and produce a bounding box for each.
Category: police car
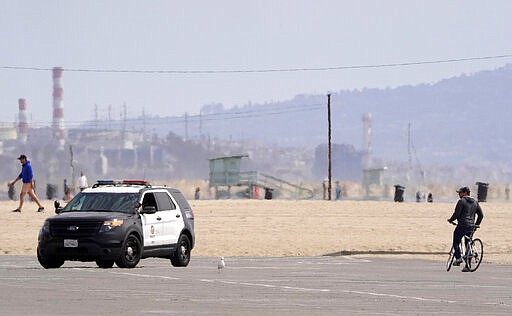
[37,180,195,269]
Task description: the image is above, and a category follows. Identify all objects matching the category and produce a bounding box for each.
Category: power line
[199,103,325,121]
[1,54,511,74]
[0,102,326,127]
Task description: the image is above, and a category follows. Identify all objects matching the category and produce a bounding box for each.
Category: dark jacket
[18,160,34,184]
[449,196,484,227]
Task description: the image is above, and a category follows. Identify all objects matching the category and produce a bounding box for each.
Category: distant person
[335,181,342,200]
[505,185,510,201]
[194,187,200,200]
[63,179,69,197]
[416,191,422,202]
[9,154,45,212]
[63,186,73,202]
[77,171,88,192]
[447,186,484,271]
[322,180,327,200]
[427,192,433,203]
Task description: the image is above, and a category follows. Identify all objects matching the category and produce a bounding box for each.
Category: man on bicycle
[448,186,484,271]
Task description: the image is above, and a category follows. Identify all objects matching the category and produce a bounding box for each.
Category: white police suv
[37,180,195,269]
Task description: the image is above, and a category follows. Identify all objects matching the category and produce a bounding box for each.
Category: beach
[1,199,510,264]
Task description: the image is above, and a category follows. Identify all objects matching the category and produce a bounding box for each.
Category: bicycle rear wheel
[468,238,483,272]
[446,247,455,271]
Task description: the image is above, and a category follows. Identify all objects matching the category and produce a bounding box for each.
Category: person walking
[335,181,342,200]
[447,186,483,271]
[9,154,45,212]
[77,171,88,192]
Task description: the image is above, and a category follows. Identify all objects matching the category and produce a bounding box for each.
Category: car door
[154,191,184,244]
[140,192,165,248]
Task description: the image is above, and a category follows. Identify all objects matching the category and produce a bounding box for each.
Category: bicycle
[446,222,483,272]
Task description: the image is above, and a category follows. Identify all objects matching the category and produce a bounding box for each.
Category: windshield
[62,192,140,213]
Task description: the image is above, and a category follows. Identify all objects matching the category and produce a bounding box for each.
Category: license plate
[64,239,78,248]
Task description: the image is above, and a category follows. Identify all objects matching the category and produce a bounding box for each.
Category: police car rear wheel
[171,234,191,267]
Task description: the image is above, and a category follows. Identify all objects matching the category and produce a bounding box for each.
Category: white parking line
[296,261,357,265]
[75,268,180,281]
[484,302,512,308]
[109,271,181,281]
[343,290,456,304]
[212,279,330,292]
[198,278,330,292]
[344,257,372,263]
[77,268,331,293]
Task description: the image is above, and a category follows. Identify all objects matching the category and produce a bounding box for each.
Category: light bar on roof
[96,180,115,185]
[94,179,150,187]
[123,180,149,185]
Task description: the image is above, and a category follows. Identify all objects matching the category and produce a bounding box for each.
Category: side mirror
[54,200,63,214]
[141,205,157,214]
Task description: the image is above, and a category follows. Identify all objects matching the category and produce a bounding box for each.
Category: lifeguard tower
[208,154,313,199]
[362,167,387,199]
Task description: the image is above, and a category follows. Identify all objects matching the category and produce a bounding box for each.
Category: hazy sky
[1,1,511,125]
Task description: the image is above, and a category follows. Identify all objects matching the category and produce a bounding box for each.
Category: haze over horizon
[1,1,511,125]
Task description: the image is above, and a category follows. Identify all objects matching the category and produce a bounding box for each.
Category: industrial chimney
[362,112,372,168]
[52,67,65,149]
[18,98,28,144]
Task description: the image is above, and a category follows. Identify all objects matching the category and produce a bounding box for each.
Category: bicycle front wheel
[468,238,483,272]
[446,247,455,271]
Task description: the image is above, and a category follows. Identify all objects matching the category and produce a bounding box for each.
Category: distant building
[313,144,364,181]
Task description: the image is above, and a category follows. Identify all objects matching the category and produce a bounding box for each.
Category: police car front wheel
[115,234,142,268]
[37,247,64,269]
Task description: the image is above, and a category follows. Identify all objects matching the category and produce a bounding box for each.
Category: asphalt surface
[1,255,511,315]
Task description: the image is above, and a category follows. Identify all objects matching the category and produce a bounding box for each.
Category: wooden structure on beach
[208,155,313,199]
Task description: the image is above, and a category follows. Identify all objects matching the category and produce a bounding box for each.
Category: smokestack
[362,112,372,168]
[52,67,65,149]
[18,98,28,144]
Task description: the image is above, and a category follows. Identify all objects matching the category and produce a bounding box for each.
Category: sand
[1,199,510,264]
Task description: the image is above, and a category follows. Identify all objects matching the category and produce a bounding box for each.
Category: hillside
[71,64,512,185]
[187,64,512,169]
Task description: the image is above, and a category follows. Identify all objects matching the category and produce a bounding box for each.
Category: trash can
[46,184,58,200]
[475,182,489,202]
[394,185,405,202]
[264,188,273,200]
[8,184,16,200]
[427,192,433,203]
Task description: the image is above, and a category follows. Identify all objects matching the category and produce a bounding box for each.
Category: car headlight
[100,219,124,232]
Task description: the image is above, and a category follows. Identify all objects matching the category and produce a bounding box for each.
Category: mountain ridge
[192,64,512,168]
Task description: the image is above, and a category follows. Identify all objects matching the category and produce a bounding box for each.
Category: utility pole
[199,110,203,137]
[142,108,146,139]
[327,93,332,201]
[408,122,412,169]
[94,104,98,129]
[108,104,112,130]
[184,112,189,141]
[69,145,76,193]
[121,102,127,141]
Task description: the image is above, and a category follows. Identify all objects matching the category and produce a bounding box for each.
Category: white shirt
[77,175,88,189]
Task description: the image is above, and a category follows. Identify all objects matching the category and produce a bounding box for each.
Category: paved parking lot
[1,255,511,315]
